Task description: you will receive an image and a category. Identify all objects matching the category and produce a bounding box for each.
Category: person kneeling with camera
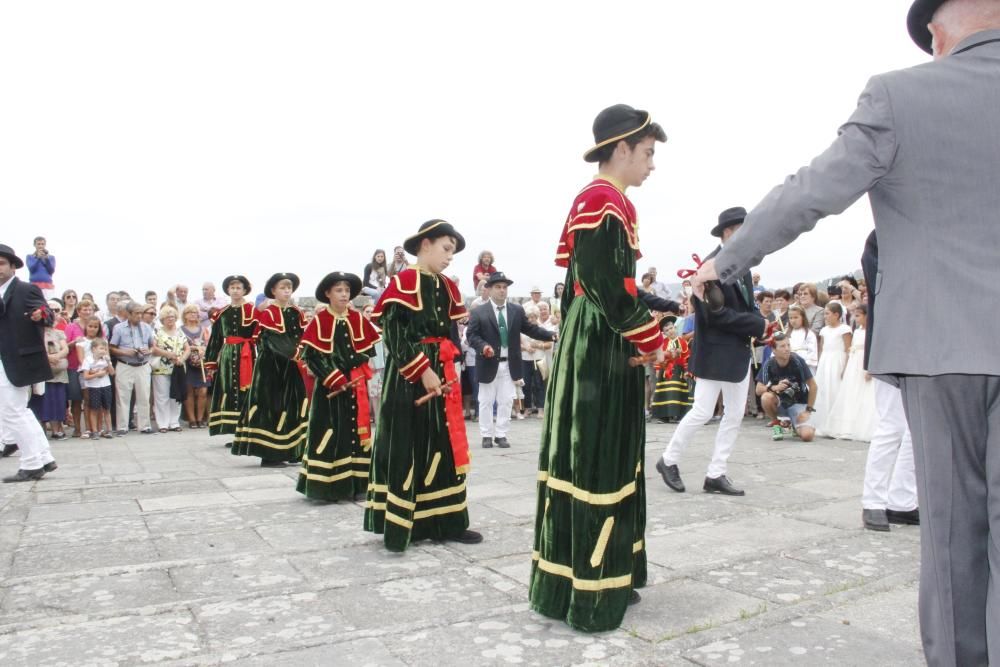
[756,333,817,442]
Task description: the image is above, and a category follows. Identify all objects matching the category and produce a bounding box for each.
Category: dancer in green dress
[232,273,308,466]
[204,275,258,442]
[296,272,381,501]
[529,104,667,632]
[364,220,483,551]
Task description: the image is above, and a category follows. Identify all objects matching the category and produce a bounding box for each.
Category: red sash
[350,364,374,445]
[224,336,254,390]
[573,278,638,297]
[420,336,470,474]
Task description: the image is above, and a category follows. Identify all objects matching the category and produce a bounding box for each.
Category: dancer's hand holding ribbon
[677,254,723,312]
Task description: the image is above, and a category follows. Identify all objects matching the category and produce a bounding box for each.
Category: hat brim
[0,251,23,269]
[315,273,362,303]
[222,276,252,293]
[485,279,514,288]
[264,273,300,299]
[403,221,466,255]
[711,217,746,238]
[907,0,945,54]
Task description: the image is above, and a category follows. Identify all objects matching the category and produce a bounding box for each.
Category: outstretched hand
[690,258,718,300]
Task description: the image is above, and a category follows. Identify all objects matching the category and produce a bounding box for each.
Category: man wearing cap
[203,275,258,442]
[655,208,768,498]
[530,104,667,632]
[109,301,157,435]
[232,273,308,467]
[0,244,57,481]
[691,2,1000,662]
[466,273,557,448]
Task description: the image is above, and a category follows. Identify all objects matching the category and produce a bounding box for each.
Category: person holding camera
[756,333,817,442]
[26,236,56,299]
[109,302,156,435]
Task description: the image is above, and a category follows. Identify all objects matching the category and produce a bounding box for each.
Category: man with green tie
[654,207,768,497]
[466,272,556,449]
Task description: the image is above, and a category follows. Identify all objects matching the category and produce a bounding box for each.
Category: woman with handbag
[31,324,70,439]
[151,306,190,432]
[180,305,211,428]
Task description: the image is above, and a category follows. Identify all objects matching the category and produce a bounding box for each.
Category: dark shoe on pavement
[886,508,920,525]
[481,437,493,449]
[495,437,510,449]
[353,491,367,502]
[628,590,641,605]
[3,468,45,483]
[116,430,127,437]
[52,432,68,441]
[260,460,287,468]
[450,529,484,544]
[140,428,155,434]
[703,475,745,496]
[43,461,58,473]
[655,459,685,493]
[1,444,18,457]
[863,509,891,532]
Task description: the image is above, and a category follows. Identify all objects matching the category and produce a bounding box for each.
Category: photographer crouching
[756,333,817,442]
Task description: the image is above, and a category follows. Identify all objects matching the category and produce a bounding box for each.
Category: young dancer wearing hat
[529,105,667,632]
[203,275,258,442]
[364,220,483,551]
[296,272,381,501]
[232,273,308,467]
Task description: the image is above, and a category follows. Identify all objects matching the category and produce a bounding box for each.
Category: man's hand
[482,345,495,359]
[690,258,719,300]
[29,308,44,322]
[420,368,443,395]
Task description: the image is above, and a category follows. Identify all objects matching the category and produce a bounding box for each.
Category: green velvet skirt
[232,348,308,463]
[296,380,371,501]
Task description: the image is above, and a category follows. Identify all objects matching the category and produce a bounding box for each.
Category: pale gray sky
[1,1,921,304]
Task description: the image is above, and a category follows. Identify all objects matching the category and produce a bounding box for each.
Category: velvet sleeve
[379,304,429,382]
[572,217,663,354]
[203,317,223,369]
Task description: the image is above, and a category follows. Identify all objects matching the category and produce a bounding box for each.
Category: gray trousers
[899,375,999,667]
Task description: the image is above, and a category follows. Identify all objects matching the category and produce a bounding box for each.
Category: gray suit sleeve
[714,76,897,283]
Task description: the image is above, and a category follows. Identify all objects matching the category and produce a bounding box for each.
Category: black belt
[498,357,508,362]
[122,361,148,367]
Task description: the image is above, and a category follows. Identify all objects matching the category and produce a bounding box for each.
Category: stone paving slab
[0,417,924,665]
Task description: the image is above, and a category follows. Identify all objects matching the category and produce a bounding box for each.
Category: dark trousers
[521,359,545,410]
[899,374,1000,667]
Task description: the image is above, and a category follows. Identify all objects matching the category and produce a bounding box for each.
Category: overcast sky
[1,1,922,304]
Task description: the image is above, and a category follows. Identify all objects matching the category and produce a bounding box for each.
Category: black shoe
[353,491,367,502]
[628,590,641,605]
[449,529,484,544]
[42,461,58,473]
[886,508,920,525]
[703,475,745,496]
[1,444,18,457]
[224,442,233,448]
[655,459,685,493]
[140,428,155,434]
[260,460,287,468]
[2,468,45,483]
[863,509,891,532]
[495,437,510,449]
[481,437,493,449]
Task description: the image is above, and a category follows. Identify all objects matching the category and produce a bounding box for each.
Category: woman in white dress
[824,304,877,441]
[813,302,852,435]
[787,305,818,374]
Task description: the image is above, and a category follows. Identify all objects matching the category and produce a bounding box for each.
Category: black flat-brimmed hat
[264,272,300,298]
[222,275,251,293]
[907,0,947,54]
[315,272,362,303]
[0,244,23,269]
[659,315,678,328]
[710,207,748,238]
[485,272,513,287]
[402,219,466,255]
[583,104,668,163]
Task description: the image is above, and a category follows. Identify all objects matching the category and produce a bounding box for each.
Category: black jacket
[861,230,878,371]
[689,247,766,382]
[466,300,556,384]
[0,277,54,387]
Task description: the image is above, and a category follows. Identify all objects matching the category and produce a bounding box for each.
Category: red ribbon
[574,278,639,298]
[420,336,470,473]
[224,335,254,390]
[350,364,374,443]
[677,254,705,280]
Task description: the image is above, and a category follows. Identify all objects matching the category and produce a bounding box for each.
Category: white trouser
[116,363,151,432]
[862,379,918,511]
[478,361,515,438]
[152,374,182,429]
[0,358,54,470]
[662,365,751,479]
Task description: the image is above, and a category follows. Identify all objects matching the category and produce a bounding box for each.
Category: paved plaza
[0,417,923,666]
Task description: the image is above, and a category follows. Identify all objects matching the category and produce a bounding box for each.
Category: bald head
[930,0,1000,58]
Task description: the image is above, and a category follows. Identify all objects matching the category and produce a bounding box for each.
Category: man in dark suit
[654,208,767,496]
[0,244,57,482]
[466,272,556,448]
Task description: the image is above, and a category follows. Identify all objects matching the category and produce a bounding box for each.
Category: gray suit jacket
[715,30,1000,376]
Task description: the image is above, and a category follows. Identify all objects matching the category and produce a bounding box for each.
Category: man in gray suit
[692,1,1000,664]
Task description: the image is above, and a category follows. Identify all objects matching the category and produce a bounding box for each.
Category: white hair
[523,304,540,319]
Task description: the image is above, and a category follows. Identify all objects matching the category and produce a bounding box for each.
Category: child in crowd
[651,316,692,423]
[76,315,105,436]
[813,301,852,435]
[824,304,876,441]
[787,305,818,374]
[80,338,116,439]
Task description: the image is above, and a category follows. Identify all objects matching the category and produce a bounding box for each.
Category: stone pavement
[0,418,923,666]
